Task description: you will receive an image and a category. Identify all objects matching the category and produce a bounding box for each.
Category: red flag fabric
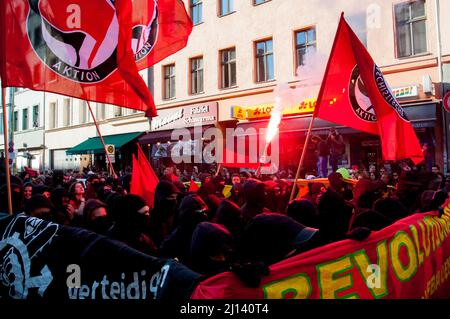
[130,143,159,209]
[188,180,199,193]
[315,14,423,164]
[0,1,192,117]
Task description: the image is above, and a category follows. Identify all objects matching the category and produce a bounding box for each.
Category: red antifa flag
[315,14,423,164]
[0,0,192,117]
[130,143,159,209]
[132,0,193,70]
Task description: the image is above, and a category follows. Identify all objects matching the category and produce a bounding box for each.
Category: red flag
[133,0,193,70]
[315,14,423,164]
[130,143,159,209]
[188,180,199,193]
[0,1,192,117]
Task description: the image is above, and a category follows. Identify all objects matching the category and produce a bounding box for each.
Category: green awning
[66,132,143,155]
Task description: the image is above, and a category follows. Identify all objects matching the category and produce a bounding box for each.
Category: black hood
[178,194,209,230]
[215,200,243,235]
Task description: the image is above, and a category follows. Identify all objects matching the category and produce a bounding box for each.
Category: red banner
[192,203,450,299]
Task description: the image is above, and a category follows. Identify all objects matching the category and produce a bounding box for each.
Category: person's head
[379,167,386,175]
[154,180,181,218]
[392,171,399,180]
[286,199,319,229]
[24,194,54,220]
[232,174,241,185]
[349,210,392,231]
[328,172,345,193]
[240,213,319,265]
[0,175,23,213]
[215,200,243,236]
[177,194,209,230]
[190,222,234,276]
[69,181,85,198]
[114,194,150,232]
[24,182,33,200]
[82,199,110,234]
[369,172,378,181]
[432,165,440,174]
[369,165,377,173]
[372,197,409,222]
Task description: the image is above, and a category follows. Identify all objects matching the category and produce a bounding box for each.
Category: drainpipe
[434,0,446,171]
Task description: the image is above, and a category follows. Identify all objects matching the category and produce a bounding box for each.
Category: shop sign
[231,98,316,120]
[391,86,418,99]
[151,102,218,131]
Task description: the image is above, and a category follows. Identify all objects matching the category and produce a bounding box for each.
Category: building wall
[152,0,448,121]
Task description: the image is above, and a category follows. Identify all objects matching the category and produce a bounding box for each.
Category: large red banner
[192,203,450,299]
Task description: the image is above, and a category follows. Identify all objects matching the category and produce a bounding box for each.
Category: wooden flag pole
[85,99,117,178]
[2,87,13,215]
[289,116,316,202]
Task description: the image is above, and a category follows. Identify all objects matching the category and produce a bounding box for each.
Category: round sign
[107,145,115,154]
[444,92,450,114]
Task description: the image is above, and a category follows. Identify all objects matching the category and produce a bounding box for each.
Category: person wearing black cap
[190,222,234,277]
[107,194,157,256]
[239,213,319,266]
[159,194,209,264]
[149,180,181,247]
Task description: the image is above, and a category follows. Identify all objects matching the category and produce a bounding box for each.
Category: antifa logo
[349,65,377,122]
[132,0,159,61]
[374,65,410,122]
[0,216,59,299]
[26,0,159,83]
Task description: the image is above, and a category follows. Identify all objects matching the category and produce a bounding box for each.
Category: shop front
[229,93,440,175]
[65,132,143,172]
[139,102,219,174]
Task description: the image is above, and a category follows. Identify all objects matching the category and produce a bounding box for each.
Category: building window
[255,39,274,82]
[114,106,123,117]
[395,0,427,58]
[254,0,271,5]
[13,111,18,132]
[49,102,57,129]
[32,105,39,128]
[22,108,29,131]
[295,28,316,68]
[0,113,3,134]
[190,0,202,25]
[63,98,72,127]
[220,48,237,88]
[79,101,87,124]
[190,57,204,94]
[219,0,234,16]
[163,64,176,100]
[97,103,106,120]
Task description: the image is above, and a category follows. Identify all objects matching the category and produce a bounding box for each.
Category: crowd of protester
[1,158,449,287]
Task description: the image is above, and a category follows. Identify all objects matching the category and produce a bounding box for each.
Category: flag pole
[2,87,13,215]
[84,99,117,178]
[289,116,316,202]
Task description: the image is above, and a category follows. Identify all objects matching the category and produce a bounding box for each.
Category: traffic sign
[444,92,450,114]
[105,144,115,163]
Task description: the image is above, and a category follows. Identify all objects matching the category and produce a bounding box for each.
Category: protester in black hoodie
[286,199,319,229]
[215,200,244,242]
[241,179,269,224]
[190,222,234,277]
[107,194,157,256]
[82,199,111,235]
[317,188,353,244]
[159,194,209,264]
[149,180,181,247]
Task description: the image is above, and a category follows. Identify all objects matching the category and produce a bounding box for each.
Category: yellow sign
[232,98,317,120]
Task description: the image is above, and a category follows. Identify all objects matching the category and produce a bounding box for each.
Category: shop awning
[66,132,143,155]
